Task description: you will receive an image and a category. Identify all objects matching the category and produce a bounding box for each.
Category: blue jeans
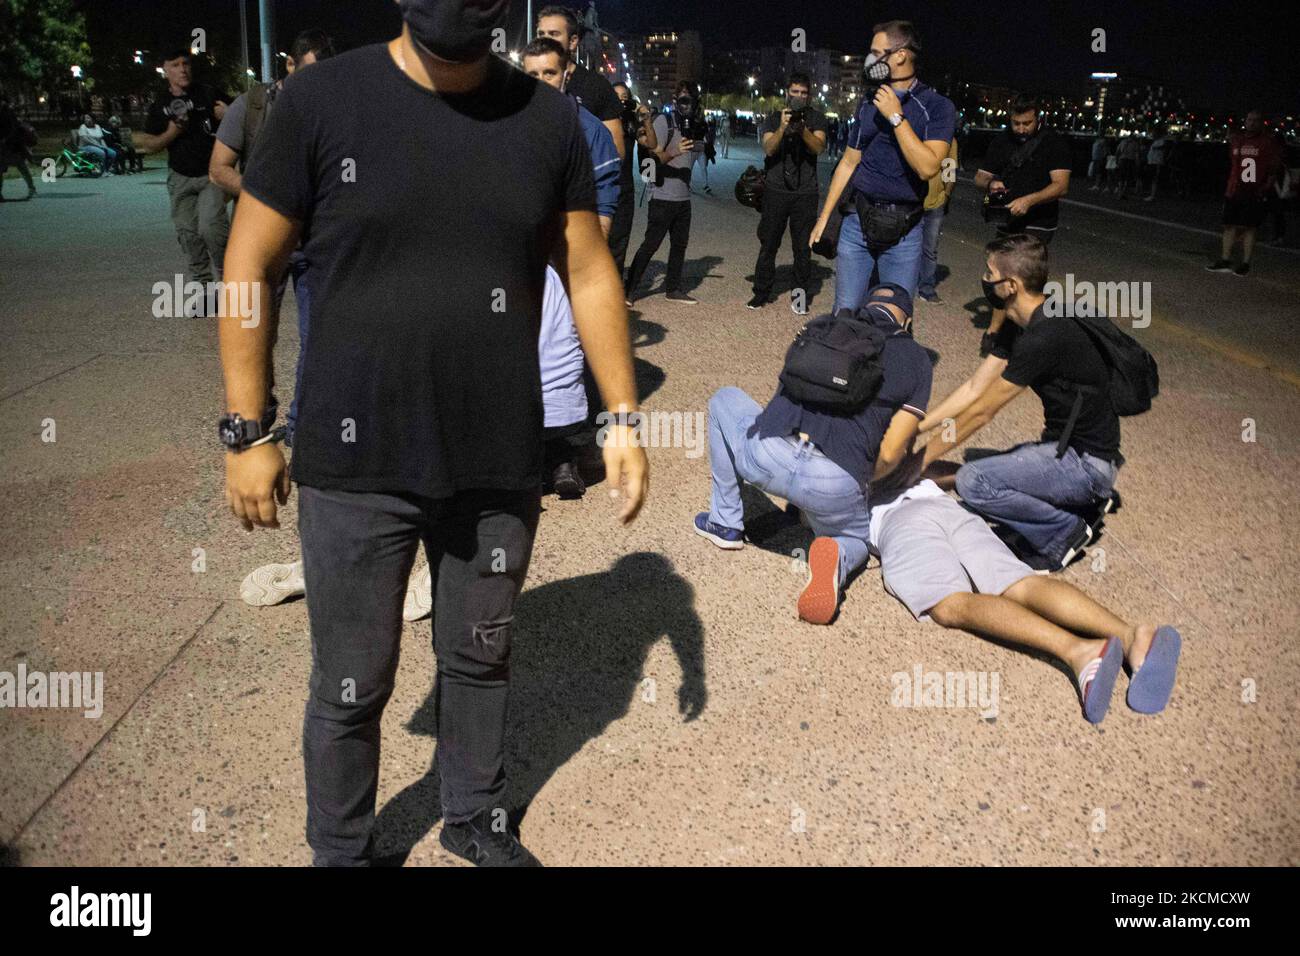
[707,387,871,582]
[833,209,925,313]
[80,145,117,170]
[917,206,946,298]
[955,441,1119,562]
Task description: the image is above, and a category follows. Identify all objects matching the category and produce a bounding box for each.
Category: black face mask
[787,94,809,111]
[982,277,1010,310]
[399,0,512,64]
[676,97,693,111]
[1012,126,1037,145]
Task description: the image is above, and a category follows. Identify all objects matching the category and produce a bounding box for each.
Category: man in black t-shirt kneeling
[218,3,648,868]
[918,234,1121,572]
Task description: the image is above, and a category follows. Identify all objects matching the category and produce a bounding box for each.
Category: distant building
[623,30,703,107]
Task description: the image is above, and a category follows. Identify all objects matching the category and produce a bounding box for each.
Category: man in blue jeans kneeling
[696,284,933,624]
[919,234,1123,571]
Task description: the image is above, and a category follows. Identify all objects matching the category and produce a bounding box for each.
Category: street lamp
[71,64,85,110]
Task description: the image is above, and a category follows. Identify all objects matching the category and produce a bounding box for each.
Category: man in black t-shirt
[750,72,827,314]
[218,4,648,867]
[137,49,231,285]
[919,234,1121,572]
[975,95,1072,340]
[535,5,624,163]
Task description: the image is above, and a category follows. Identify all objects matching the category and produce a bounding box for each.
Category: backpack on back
[779,311,891,412]
[1053,313,1160,456]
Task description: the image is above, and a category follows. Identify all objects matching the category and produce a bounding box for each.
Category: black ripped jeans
[298,485,540,866]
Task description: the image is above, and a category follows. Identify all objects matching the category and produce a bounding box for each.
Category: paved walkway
[1,143,1297,865]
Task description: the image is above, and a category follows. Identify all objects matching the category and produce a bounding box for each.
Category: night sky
[80,0,1296,114]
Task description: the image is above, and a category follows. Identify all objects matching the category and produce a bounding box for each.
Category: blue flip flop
[1127,626,1182,714]
[1078,637,1123,724]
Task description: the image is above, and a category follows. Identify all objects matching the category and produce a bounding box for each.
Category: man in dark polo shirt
[694,284,932,625]
[750,71,827,315]
[920,234,1122,572]
[218,0,648,867]
[535,5,624,163]
[137,48,231,285]
[810,19,955,311]
[975,94,1072,340]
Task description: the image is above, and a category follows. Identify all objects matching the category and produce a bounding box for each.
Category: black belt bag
[854,194,924,252]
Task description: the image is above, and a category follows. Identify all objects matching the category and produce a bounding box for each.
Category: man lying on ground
[867,472,1181,723]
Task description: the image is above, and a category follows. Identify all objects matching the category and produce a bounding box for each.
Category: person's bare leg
[927,591,1099,677]
[1003,575,1157,669]
[1240,227,1257,264]
[1221,226,1236,261]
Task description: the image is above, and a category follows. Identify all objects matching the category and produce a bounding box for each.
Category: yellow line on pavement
[1148,313,1300,390]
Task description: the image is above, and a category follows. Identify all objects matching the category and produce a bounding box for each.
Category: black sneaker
[917,290,943,304]
[1233,262,1250,277]
[1205,259,1233,273]
[551,461,586,499]
[666,290,698,304]
[746,293,768,310]
[440,808,541,867]
[1059,518,1093,570]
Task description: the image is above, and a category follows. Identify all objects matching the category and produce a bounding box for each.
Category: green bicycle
[53,146,105,178]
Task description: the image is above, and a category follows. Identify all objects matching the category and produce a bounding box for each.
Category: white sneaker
[403,564,433,622]
[240,560,306,606]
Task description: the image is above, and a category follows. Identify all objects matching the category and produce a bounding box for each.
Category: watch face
[219,417,243,447]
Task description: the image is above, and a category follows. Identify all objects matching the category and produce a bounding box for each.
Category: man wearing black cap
[218,0,648,867]
[694,284,932,625]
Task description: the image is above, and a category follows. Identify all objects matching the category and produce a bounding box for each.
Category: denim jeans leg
[955,442,1103,561]
[707,386,762,529]
[917,207,945,297]
[427,490,540,824]
[299,487,424,866]
[875,216,925,301]
[833,211,877,313]
[783,453,872,581]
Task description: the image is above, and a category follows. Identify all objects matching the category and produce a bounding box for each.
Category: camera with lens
[682,113,706,142]
[982,186,1013,225]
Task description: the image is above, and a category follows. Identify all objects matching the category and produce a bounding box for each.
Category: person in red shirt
[1207,110,1283,276]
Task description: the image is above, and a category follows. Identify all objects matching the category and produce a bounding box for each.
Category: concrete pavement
[1,143,1297,866]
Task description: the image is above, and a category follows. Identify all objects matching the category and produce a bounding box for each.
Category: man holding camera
[625,81,702,305]
[610,80,658,278]
[810,20,954,311]
[749,72,827,315]
[974,94,1071,343]
[137,49,231,285]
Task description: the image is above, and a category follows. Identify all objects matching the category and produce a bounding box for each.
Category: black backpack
[1053,313,1160,455]
[779,310,892,412]
[735,165,765,211]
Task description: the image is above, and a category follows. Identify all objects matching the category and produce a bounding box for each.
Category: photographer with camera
[749,72,827,314]
[137,48,232,286]
[809,20,955,311]
[610,80,658,278]
[974,94,1071,343]
[625,81,703,305]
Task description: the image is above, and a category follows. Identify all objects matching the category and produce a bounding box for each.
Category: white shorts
[876,494,1035,620]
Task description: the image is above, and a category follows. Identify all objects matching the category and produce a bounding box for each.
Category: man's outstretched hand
[225,442,290,530]
[603,429,649,524]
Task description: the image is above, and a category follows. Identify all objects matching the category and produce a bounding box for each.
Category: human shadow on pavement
[741,259,836,304]
[373,551,707,863]
[635,255,724,297]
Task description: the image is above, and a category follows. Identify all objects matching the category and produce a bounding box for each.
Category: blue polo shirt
[754,308,933,487]
[848,80,956,204]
